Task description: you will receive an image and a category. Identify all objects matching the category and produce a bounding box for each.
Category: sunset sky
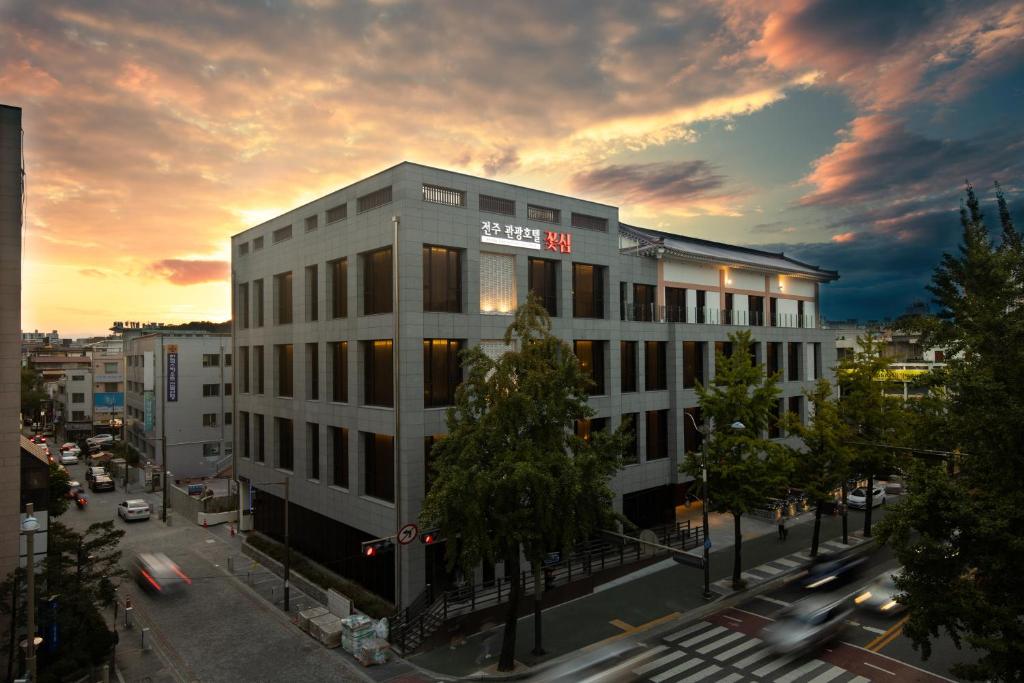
[3,0,1022,337]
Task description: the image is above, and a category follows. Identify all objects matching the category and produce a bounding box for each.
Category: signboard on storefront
[167,351,178,402]
[479,220,573,253]
[144,390,154,431]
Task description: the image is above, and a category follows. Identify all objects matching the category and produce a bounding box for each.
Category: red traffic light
[420,529,442,545]
[364,545,377,558]
[361,538,393,558]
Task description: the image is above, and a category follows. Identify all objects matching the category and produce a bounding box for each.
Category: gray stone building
[230,162,839,605]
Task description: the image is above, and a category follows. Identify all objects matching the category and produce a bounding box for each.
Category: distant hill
[163,321,232,333]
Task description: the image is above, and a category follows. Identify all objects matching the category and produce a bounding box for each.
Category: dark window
[644,341,667,391]
[621,414,639,465]
[272,225,292,243]
[574,340,605,395]
[306,343,319,400]
[725,292,735,324]
[619,281,628,321]
[788,395,803,424]
[695,290,706,324]
[813,343,822,380]
[788,342,801,381]
[305,215,318,232]
[364,340,394,407]
[767,342,782,376]
[305,265,318,322]
[683,341,705,388]
[574,417,609,442]
[276,344,293,397]
[645,410,668,461]
[307,423,320,479]
[357,186,392,213]
[572,263,605,319]
[239,347,250,393]
[253,279,264,327]
[225,411,232,425]
[423,339,462,408]
[715,341,733,375]
[274,272,293,324]
[238,242,249,256]
[238,283,250,328]
[479,194,515,216]
[330,426,349,488]
[749,296,764,327]
[798,300,806,328]
[202,383,219,397]
[331,341,347,403]
[770,297,778,327]
[423,246,462,313]
[422,184,465,207]
[276,418,294,470]
[571,212,607,232]
[665,287,686,323]
[254,346,265,394]
[329,258,347,318]
[748,341,759,368]
[254,236,264,251]
[633,284,655,321]
[326,203,347,223]
[363,247,393,315]
[620,341,637,393]
[683,407,703,453]
[364,433,394,502]
[224,383,232,396]
[255,414,265,462]
[528,258,558,316]
[240,411,250,459]
[527,204,560,224]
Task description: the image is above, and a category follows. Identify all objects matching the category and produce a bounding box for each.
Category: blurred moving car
[763,595,852,655]
[855,568,906,615]
[87,433,114,447]
[90,474,115,492]
[132,553,191,594]
[847,486,886,509]
[117,499,153,522]
[800,552,868,590]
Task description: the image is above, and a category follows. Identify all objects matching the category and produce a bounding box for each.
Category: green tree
[21,366,46,423]
[783,379,851,557]
[48,462,71,518]
[420,297,626,671]
[878,183,1024,681]
[682,330,789,589]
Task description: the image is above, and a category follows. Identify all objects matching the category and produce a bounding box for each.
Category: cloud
[482,149,520,177]
[750,221,796,234]
[149,259,229,286]
[78,268,106,278]
[571,161,742,215]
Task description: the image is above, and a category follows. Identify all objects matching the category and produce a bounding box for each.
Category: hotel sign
[167,351,178,402]
[480,220,572,253]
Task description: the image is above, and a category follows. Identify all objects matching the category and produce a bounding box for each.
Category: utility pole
[161,335,169,523]
[22,504,39,683]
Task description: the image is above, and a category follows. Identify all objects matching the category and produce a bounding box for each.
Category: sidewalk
[411,504,889,679]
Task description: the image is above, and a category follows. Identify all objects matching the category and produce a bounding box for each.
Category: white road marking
[850,677,872,683]
[680,663,721,682]
[722,614,742,623]
[751,651,801,677]
[774,658,826,683]
[714,637,762,662]
[863,661,897,676]
[716,675,744,683]
[695,630,745,654]
[577,646,667,683]
[679,625,727,648]
[734,645,776,670]
[757,563,784,575]
[807,665,847,683]
[650,657,705,682]
[862,625,887,635]
[632,650,684,676]
[755,595,791,607]
[665,621,712,642]
[774,557,801,568]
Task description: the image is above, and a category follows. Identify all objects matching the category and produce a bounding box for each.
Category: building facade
[124,332,233,480]
[231,162,839,605]
[56,369,94,442]
[88,338,124,430]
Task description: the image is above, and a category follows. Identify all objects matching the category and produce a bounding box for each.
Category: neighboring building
[19,437,50,566]
[21,329,61,349]
[26,347,91,384]
[834,323,948,399]
[89,338,124,431]
[56,369,94,442]
[231,162,839,604]
[124,332,233,479]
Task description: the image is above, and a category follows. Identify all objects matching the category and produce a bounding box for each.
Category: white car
[87,434,114,448]
[60,451,79,464]
[855,569,906,615]
[117,499,153,521]
[848,486,886,509]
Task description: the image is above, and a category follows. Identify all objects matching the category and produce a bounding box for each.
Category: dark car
[90,474,115,492]
[800,552,867,590]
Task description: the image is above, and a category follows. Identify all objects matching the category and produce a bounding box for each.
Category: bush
[246,533,394,619]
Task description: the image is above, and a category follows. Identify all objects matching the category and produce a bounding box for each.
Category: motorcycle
[74,489,88,510]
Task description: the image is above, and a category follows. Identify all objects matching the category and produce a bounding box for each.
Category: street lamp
[258,479,291,612]
[682,413,745,600]
[21,504,40,682]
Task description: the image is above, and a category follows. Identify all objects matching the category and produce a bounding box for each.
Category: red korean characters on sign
[544,231,572,254]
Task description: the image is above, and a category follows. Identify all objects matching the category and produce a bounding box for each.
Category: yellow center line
[584,612,683,651]
[866,615,910,652]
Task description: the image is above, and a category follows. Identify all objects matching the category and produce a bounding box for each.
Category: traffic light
[361,538,393,558]
[420,529,442,545]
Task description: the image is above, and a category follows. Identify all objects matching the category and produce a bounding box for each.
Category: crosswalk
[630,620,870,683]
[711,536,867,595]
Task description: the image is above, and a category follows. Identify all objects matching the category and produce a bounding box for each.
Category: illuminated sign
[167,352,178,402]
[479,220,572,253]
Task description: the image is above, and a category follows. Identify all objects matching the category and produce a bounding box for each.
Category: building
[834,324,948,400]
[230,162,839,605]
[88,338,124,431]
[56,369,94,443]
[21,329,60,349]
[124,332,233,480]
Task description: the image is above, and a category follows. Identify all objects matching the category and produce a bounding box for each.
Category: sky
[2,0,1022,337]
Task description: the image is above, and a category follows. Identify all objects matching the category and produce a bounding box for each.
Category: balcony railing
[621,304,817,329]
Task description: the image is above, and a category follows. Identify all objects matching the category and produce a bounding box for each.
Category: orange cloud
[831,231,856,243]
[149,260,229,286]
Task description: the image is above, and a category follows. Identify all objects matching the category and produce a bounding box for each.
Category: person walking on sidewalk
[778,517,788,541]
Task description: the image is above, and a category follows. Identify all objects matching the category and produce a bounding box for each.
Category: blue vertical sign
[167,352,178,402]
[144,391,154,431]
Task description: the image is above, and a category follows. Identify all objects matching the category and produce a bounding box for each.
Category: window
[798,300,806,328]
[364,432,394,502]
[254,346,265,394]
[423,339,462,408]
[422,183,465,207]
[238,242,249,256]
[225,353,232,367]
[363,247,393,315]
[253,279,265,327]
[272,225,292,243]
[72,393,84,403]
[202,353,220,367]
[253,236,264,251]
[479,194,515,216]
[621,414,639,465]
[276,418,293,470]
[329,258,347,318]
[305,215,318,232]
[275,344,293,397]
[331,342,347,402]
[665,287,686,323]
[326,203,347,224]
[239,347,250,393]
[813,343,822,380]
[72,410,87,421]
[357,186,392,213]
[307,423,320,480]
[480,252,516,314]
[423,246,461,313]
[306,343,319,400]
[574,340,605,395]
[714,341,734,376]
[364,340,393,407]
[104,362,118,373]
[695,290,706,324]
[72,375,84,382]
[572,263,605,319]
[645,341,667,391]
[202,383,220,397]
[528,204,560,224]
[788,342,801,381]
[330,426,349,488]
[255,414,266,462]
[645,410,668,461]
[621,341,637,393]
[203,413,218,427]
[683,341,705,388]
[725,293,735,324]
[238,283,250,329]
[103,382,118,392]
[571,212,607,232]
[274,271,293,325]
[225,411,232,425]
[305,265,318,322]
[788,396,803,425]
[767,342,782,376]
[683,407,703,453]
[575,417,609,442]
[770,297,778,327]
[240,411,250,459]
[633,284,655,321]
[749,296,764,327]
[527,258,558,316]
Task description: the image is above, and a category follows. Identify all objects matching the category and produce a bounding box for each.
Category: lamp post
[21,504,40,682]
[259,479,291,611]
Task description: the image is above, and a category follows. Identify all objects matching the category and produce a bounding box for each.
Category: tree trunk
[863,473,874,537]
[731,512,744,590]
[531,559,545,656]
[841,483,849,545]
[810,501,823,557]
[498,551,520,672]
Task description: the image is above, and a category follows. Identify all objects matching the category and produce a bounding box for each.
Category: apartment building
[88,338,124,430]
[124,332,233,479]
[231,162,839,604]
[56,370,94,442]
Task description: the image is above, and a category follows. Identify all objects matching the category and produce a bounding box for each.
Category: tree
[682,330,789,589]
[783,379,851,557]
[420,296,626,671]
[48,462,71,518]
[878,183,1024,681]
[21,366,46,422]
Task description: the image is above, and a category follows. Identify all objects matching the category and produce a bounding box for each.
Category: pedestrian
[778,518,787,541]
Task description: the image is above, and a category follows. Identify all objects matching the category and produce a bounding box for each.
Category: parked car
[85,466,107,484]
[847,486,886,509]
[90,474,115,492]
[132,553,191,594]
[117,499,153,522]
[855,568,906,615]
[60,442,77,452]
[800,552,868,590]
[762,595,852,655]
[87,434,114,447]
[60,451,79,465]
